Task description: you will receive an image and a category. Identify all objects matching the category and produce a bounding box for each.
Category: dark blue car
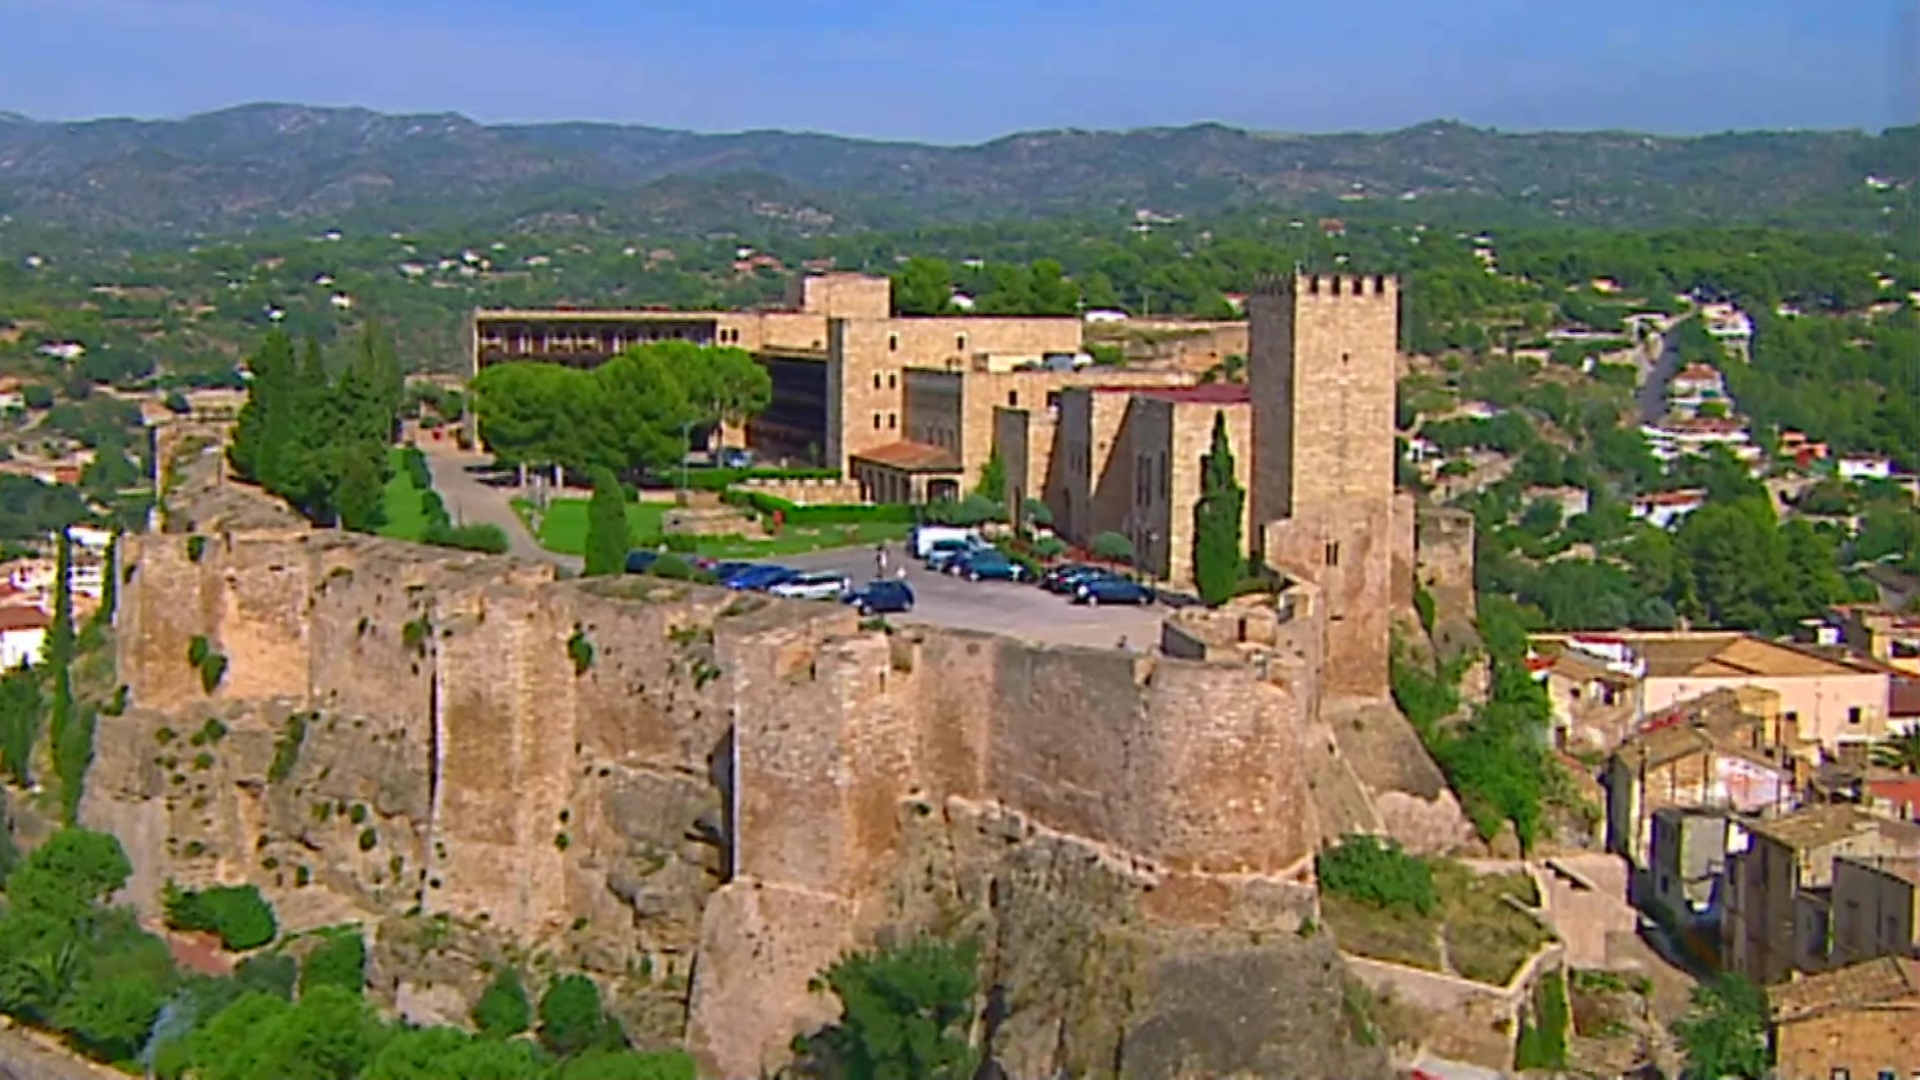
[624,550,660,574]
[722,564,795,591]
[844,579,915,615]
[1072,576,1154,606]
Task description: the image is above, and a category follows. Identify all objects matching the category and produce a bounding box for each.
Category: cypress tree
[583,469,629,578]
[1191,410,1245,608]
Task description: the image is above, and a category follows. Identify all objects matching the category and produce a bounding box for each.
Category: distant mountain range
[0,103,1912,237]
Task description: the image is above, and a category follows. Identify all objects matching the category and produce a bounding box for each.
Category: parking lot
[773,543,1165,650]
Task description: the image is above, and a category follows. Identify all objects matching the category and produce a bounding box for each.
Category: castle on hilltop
[93,269,1465,1078]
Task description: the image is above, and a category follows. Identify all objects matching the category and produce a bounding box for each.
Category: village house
[1723,805,1920,985]
[1629,488,1707,530]
[1640,415,1759,464]
[1837,455,1895,483]
[1604,687,1793,874]
[1833,604,1920,678]
[1829,853,1920,968]
[1667,362,1728,416]
[1539,631,1897,762]
[0,604,49,671]
[1645,807,1749,966]
[1520,484,1591,522]
[1767,956,1920,1080]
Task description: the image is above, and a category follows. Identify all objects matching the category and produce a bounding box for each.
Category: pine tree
[583,469,629,577]
[1191,411,1245,608]
[334,442,388,533]
[229,330,297,485]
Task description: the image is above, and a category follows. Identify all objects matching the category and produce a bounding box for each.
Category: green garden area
[1315,835,1555,988]
[514,495,909,560]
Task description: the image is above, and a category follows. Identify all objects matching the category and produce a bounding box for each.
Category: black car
[844,579,915,615]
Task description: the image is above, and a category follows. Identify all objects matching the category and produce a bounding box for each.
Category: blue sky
[0,0,1911,142]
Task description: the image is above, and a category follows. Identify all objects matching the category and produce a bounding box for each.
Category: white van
[909,525,983,559]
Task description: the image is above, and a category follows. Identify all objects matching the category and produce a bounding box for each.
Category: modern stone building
[473,273,1118,477]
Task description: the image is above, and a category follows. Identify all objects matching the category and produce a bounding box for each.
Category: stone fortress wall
[99,526,1354,1078]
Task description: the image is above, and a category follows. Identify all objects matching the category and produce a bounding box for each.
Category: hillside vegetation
[0,106,1912,235]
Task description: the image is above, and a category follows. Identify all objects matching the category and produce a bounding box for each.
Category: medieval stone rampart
[99,527,1351,1078]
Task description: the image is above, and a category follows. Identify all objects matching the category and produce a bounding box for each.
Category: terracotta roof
[850,440,962,473]
[1769,956,1920,1024]
[0,606,49,633]
[1891,677,1920,718]
[1626,633,1869,680]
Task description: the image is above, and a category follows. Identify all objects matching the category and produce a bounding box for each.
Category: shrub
[1316,835,1438,916]
[164,881,279,951]
[539,974,612,1057]
[566,628,594,676]
[722,489,915,525]
[647,554,712,583]
[1089,531,1135,564]
[186,535,207,562]
[472,967,532,1038]
[424,522,509,554]
[299,928,367,998]
[267,713,307,783]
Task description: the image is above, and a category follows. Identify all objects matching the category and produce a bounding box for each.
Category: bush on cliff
[795,936,981,1080]
[164,882,279,952]
[472,966,531,1038]
[1316,835,1438,917]
[298,928,367,999]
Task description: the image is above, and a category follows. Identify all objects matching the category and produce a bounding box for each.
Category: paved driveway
[414,448,1159,650]
[776,545,1164,650]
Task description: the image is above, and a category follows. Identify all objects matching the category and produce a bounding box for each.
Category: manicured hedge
[671,467,840,492]
[723,490,916,525]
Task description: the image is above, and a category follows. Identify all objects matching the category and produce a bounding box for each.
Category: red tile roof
[850,441,963,473]
[0,606,49,633]
[1892,677,1920,719]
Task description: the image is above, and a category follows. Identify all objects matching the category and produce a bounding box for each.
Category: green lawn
[514,497,906,559]
[378,449,430,542]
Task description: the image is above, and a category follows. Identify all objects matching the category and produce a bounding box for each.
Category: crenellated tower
[1248,272,1401,699]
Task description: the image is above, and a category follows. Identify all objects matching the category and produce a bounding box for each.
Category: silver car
[768,572,851,601]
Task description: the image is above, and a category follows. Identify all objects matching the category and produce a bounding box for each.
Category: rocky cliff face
[94,527,1386,1077]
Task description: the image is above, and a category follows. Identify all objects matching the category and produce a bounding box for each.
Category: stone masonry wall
[107,528,1351,1078]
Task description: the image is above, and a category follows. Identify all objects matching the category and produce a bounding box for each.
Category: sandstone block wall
[108,525,1352,1078]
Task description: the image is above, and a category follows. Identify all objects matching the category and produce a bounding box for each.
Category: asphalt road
[778,544,1164,650]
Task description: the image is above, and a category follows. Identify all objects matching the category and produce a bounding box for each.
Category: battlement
[1253,272,1399,302]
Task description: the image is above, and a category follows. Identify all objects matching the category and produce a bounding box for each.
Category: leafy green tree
[0,666,43,786]
[583,469,630,578]
[590,349,696,475]
[1090,531,1135,565]
[1672,974,1768,1080]
[538,973,611,1057]
[297,929,366,999]
[235,952,299,999]
[470,966,531,1038]
[891,257,955,316]
[668,341,771,434]
[164,883,279,951]
[4,828,132,922]
[1874,728,1920,774]
[799,937,980,1080]
[1026,259,1081,315]
[1191,410,1244,607]
[974,450,1006,504]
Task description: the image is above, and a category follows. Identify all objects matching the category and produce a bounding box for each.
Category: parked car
[718,447,754,469]
[1042,564,1111,594]
[623,550,660,574]
[708,560,753,582]
[952,549,1029,582]
[844,579,916,615]
[909,525,983,559]
[925,537,988,573]
[1073,576,1154,606]
[722,564,795,591]
[769,572,851,601]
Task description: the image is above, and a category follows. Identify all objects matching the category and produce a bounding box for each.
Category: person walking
[875,541,889,578]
